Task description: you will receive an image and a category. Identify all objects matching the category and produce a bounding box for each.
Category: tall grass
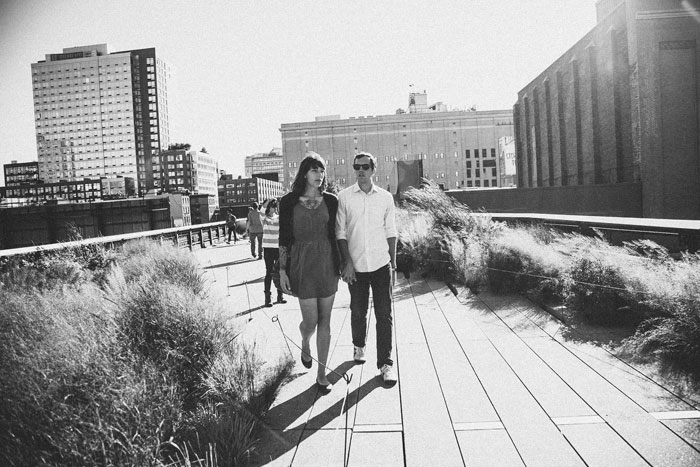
[0,239,292,467]
[398,182,497,291]
[396,185,700,374]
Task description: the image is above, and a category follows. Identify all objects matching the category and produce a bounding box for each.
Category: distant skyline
[0,0,597,184]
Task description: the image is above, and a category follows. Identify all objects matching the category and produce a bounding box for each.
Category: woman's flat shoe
[301,353,312,369]
[316,380,332,395]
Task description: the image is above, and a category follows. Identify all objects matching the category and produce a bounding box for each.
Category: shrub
[118,238,207,297]
[397,183,496,290]
[562,256,634,325]
[1,238,293,467]
[0,285,181,466]
[486,225,567,299]
[621,252,700,369]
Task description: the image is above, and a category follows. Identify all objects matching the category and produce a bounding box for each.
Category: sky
[0,0,597,183]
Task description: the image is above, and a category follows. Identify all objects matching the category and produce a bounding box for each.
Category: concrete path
[194,240,700,467]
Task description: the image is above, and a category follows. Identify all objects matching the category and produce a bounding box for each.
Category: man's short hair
[354,152,377,170]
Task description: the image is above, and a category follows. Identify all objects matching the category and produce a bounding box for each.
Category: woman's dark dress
[289,200,339,299]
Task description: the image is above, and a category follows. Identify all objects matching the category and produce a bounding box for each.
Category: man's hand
[341,261,356,284]
[391,266,396,288]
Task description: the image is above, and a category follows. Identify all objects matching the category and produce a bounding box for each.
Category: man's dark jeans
[349,264,393,368]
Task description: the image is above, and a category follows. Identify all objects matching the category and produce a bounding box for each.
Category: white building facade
[31,44,170,194]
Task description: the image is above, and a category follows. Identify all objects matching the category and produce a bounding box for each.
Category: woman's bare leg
[298,298,319,363]
[315,294,335,385]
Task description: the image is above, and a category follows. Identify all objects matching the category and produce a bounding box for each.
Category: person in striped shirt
[262,199,287,307]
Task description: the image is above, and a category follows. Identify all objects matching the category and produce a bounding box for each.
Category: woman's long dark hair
[291,152,327,196]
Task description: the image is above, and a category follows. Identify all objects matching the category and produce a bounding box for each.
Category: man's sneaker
[353,346,366,364]
[380,364,397,386]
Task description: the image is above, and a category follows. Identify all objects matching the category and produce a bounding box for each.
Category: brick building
[514,0,700,219]
[280,92,514,193]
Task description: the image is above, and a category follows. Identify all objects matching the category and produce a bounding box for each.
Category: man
[336,152,398,386]
[246,202,264,259]
[225,209,237,244]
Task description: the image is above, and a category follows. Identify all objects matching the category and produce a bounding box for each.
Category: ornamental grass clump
[487,224,569,300]
[1,238,293,467]
[397,183,495,290]
[620,251,700,369]
[0,283,181,466]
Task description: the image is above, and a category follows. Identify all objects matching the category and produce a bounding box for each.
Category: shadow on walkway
[249,362,384,466]
[204,257,261,269]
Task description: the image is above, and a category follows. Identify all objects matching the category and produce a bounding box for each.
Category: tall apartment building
[280,92,514,193]
[31,44,170,194]
[514,0,700,219]
[154,148,219,199]
[244,148,285,184]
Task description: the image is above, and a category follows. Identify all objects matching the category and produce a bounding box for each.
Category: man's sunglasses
[353,164,372,171]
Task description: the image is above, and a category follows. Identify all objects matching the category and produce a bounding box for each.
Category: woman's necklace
[300,195,322,210]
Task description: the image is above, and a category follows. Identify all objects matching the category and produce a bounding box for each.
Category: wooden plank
[263,369,319,430]
[553,337,697,413]
[660,419,700,451]
[428,281,593,420]
[455,337,585,466]
[347,432,404,467]
[352,359,402,426]
[412,298,500,424]
[560,423,648,467]
[528,337,700,467]
[292,428,349,466]
[400,341,464,467]
[393,279,426,345]
[456,429,525,467]
[305,346,362,430]
[490,334,595,419]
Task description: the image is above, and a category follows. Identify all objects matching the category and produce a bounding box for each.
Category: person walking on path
[225,208,238,244]
[262,199,287,307]
[336,152,398,386]
[246,202,264,259]
[278,152,340,393]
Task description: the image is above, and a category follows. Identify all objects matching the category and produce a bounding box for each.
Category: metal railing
[483,213,700,252]
[0,221,228,258]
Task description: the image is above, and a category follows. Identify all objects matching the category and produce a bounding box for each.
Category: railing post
[200,229,206,248]
[188,231,193,251]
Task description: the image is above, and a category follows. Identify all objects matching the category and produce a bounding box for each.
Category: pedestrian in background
[336,152,398,386]
[225,208,237,244]
[262,199,286,307]
[278,152,340,393]
[246,202,264,259]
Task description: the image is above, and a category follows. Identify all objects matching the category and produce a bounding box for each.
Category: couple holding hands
[276,151,397,393]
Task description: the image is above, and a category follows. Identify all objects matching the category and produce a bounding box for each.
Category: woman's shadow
[247,361,384,465]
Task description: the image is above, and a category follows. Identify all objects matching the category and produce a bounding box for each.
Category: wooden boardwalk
[196,241,700,467]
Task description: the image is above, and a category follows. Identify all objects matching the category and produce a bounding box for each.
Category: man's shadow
[248,361,385,465]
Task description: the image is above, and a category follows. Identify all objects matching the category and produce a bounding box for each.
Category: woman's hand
[341,261,356,284]
[280,270,292,294]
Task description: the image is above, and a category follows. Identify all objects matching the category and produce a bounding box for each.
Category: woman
[261,199,286,307]
[279,152,340,393]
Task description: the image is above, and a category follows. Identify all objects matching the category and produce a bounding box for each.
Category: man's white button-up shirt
[336,182,397,273]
